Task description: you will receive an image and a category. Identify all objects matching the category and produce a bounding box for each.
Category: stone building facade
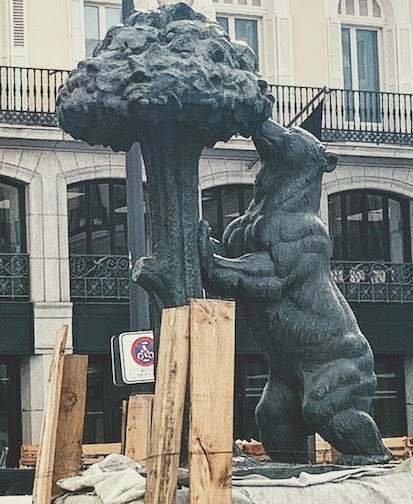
[0,0,412,466]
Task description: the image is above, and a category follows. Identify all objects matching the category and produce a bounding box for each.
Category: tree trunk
[133,122,205,308]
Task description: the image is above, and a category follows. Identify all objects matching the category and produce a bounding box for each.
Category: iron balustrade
[69,254,129,300]
[270,84,413,145]
[0,66,69,126]
[69,254,413,303]
[0,253,30,299]
[331,261,413,303]
[0,68,413,144]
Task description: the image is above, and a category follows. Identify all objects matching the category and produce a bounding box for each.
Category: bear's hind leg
[302,368,392,466]
[256,372,310,464]
[318,409,392,465]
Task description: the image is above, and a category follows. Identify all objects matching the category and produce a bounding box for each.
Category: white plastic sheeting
[52,454,413,504]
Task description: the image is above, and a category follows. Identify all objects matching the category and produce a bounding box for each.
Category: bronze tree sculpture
[57,2,273,308]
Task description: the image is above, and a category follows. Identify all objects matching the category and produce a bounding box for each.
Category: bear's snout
[253,119,286,159]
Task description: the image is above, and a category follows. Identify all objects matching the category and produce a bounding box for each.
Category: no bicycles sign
[111,331,155,385]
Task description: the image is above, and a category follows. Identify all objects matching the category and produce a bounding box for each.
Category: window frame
[341,25,383,92]
[370,354,407,438]
[215,14,262,69]
[201,184,253,240]
[68,179,128,255]
[84,2,122,58]
[328,190,412,262]
[0,177,26,254]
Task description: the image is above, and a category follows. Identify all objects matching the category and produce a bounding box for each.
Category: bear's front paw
[198,220,215,272]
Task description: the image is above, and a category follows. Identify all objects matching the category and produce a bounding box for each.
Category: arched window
[201,184,253,240]
[68,180,127,255]
[328,190,411,262]
[0,178,26,253]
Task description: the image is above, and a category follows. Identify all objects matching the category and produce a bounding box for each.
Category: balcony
[331,261,413,303]
[69,254,129,300]
[270,84,413,145]
[0,66,413,145]
[69,253,413,304]
[0,253,30,299]
[0,66,69,127]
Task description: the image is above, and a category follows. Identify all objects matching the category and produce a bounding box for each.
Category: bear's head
[253,119,338,176]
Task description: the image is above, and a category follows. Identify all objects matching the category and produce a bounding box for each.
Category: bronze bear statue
[199,119,392,465]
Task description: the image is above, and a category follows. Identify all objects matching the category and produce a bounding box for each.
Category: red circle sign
[131,337,155,367]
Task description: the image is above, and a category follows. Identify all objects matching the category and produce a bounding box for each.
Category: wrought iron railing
[69,254,129,300]
[0,66,69,126]
[270,84,413,145]
[68,254,413,303]
[0,68,413,145]
[331,261,413,303]
[0,253,30,299]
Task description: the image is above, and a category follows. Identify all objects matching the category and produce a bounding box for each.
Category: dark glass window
[328,191,411,262]
[201,185,253,240]
[0,179,26,253]
[84,356,148,444]
[370,355,407,437]
[235,356,268,441]
[68,180,128,255]
[0,357,22,467]
[234,354,407,441]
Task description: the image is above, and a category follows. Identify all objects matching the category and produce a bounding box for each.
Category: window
[216,16,259,66]
[0,357,22,467]
[0,178,25,253]
[84,4,122,57]
[235,356,268,440]
[68,180,127,255]
[84,356,146,443]
[370,355,406,437]
[328,191,411,262]
[339,0,384,122]
[339,0,382,18]
[201,184,253,240]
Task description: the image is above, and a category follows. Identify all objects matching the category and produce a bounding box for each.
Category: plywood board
[189,299,235,504]
[144,306,190,504]
[32,325,68,504]
[125,394,154,465]
[52,354,88,495]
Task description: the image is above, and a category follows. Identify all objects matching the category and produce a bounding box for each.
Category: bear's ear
[324,151,338,172]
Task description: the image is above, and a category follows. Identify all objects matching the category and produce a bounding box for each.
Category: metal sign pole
[123,0,150,332]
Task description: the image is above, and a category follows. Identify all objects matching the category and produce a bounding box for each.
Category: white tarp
[52,454,413,504]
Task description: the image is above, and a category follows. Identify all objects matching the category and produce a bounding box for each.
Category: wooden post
[144,307,190,504]
[32,325,68,504]
[125,394,154,465]
[52,354,88,495]
[121,400,129,455]
[189,299,235,504]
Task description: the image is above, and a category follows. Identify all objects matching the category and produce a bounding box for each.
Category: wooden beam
[125,394,154,465]
[144,307,190,504]
[52,354,88,495]
[121,399,129,455]
[189,299,235,504]
[32,325,68,504]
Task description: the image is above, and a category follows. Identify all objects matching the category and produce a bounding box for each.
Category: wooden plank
[121,400,128,455]
[81,443,122,456]
[32,325,68,504]
[125,394,154,466]
[144,306,190,504]
[189,299,235,504]
[52,354,88,495]
[21,443,123,468]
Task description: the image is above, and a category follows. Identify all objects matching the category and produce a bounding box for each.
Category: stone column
[20,148,73,444]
